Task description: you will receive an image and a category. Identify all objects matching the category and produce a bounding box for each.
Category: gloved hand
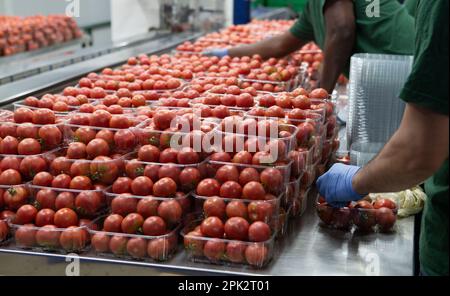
[316,163,365,208]
[202,48,229,58]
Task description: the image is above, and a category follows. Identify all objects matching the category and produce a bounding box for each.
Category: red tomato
[54,208,78,228]
[86,138,110,158]
[32,172,53,187]
[89,156,119,185]
[183,231,204,256]
[248,201,274,223]
[55,192,75,210]
[260,168,283,194]
[109,235,128,255]
[196,179,221,197]
[135,197,159,218]
[200,217,224,238]
[177,147,199,165]
[138,145,160,162]
[103,214,123,233]
[112,177,132,194]
[238,168,260,186]
[95,129,114,146]
[0,136,19,154]
[0,220,9,241]
[202,197,225,219]
[215,165,239,184]
[16,123,38,139]
[15,224,37,248]
[125,159,144,179]
[70,176,92,190]
[226,241,247,263]
[158,164,181,184]
[242,182,266,200]
[220,181,242,199]
[32,109,55,125]
[126,237,147,258]
[179,167,201,191]
[245,244,268,267]
[73,127,96,145]
[114,130,136,150]
[75,191,101,216]
[36,225,60,248]
[0,156,21,172]
[0,169,22,185]
[153,110,176,130]
[225,200,248,219]
[224,217,249,240]
[66,142,87,159]
[121,213,144,234]
[3,186,28,210]
[232,151,253,165]
[14,205,38,225]
[91,233,110,252]
[59,226,87,252]
[69,161,90,177]
[203,239,226,261]
[142,216,167,236]
[131,176,153,196]
[373,198,397,210]
[111,195,138,216]
[248,221,271,242]
[309,88,329,99]
[50,157,71,176]
[159,148,178,163]
[51,174,72,189]
[376,207,397,232]
[157,200,182,225]
[147,238,171,261]
[38,125,62,149]
[89,110,112,127]
[35,189,57,210]
[153,177,177,197]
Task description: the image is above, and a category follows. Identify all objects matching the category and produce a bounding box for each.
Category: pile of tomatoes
[0,15,82,57]
[316,196,398,232]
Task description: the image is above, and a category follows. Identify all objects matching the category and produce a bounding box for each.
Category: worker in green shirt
[317,0,448,276]
[207,0,415,93]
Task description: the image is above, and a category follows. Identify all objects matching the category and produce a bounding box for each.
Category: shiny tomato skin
[109,235,128,255]
[36,225,61,249]
[91,233,110,253]
[35,209,55,227]
[200,217,224,238]
[15,224,37,248]
[147,238,171,261]
[203,239,226,261]
[226,241,247,263]
[126,237,147,259]
[196,179,220,197]
[59,227,87,252]
[142,216,167,236]
[245,244,268,267]
[224,217,249,240]
[203,197,226,219]
[121,213,144,234]
[157,200,182,226]
[248,221,271,242]
[54,208,79,228]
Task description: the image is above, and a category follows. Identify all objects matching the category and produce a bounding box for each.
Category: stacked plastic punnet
[0,19,341,269]
[0,15,82,57]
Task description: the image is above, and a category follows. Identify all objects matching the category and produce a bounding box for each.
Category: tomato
[332,207,352,229]
[86,139,110,158]
[259,94,276,108]
[159,148,178,163]
[70,176,92,190]
[109,235,128,255]
[24,97,40,108]
[17,154,46,177]
[147,238,171,261]
[210,152,232,163]
[179,167,201,191]
[32,172,53,187]
[38,125,62,149]
[0,136,18,154]
[125,159,144,179]
[95,129,115,147]
[157,200,182,225]
[35,189,57,210]
[74,127,96,145]
[260,168,283,194]
[55,192,75,210]
[16,123,38,139]
[232,151,253,165]
[3,187,28,210]
[373,198,397,210]
[0,169,22,185]
[292,96,311,110]
[248,201,274,223]
[137,145,160,162]
[141,164,159,183]
[153,177,177,197]
[224,200,247,219]
[75,191,101,217]
[248,221,271,242]
[376,207,396,232]
[219,181,242,199]
[352,200,373,209]
[0,156,21,172]
[200,217,224,238]
[91,233,110,252]
[114,130,136,151]
[69,161,89,177]
[177,147,199,165]
[236,93,254,108]
[212,106,231,119]
[158,164,181,184]
[242,182,266,200]
[196,178,220,197]
[153,110,176,130]
[89,156,119,184]
[35,209,55,227]
[0,220,8,241]
[214,165,238,184]
[353,208,377,232]
[32,109,55,125]
[51,174,72,189]
[131,176,153,196]
[54,208,78,228]
[184,231,204,256]
[236,168,259,187]
[36,225,60,248]
[89,110,112,127]
[14,205,38,225]
[111,195,138,216]
[121,213,144,234]
[245,244,268,267]
[125,237,147,259]
[58,226,87,252]
[309,88,329,99]
[0,210,15,221]
[15,224,37,248]
[224,217,249,240]
[102,214,123,233]
[142,216,167,236]
[275,95,292,109]
[66,142,87,159]
[112,177,132,194]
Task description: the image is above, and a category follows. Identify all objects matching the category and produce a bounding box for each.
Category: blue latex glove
[202,48,229,58]
[316,163,365,208]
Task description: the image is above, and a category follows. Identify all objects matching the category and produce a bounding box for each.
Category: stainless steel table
[0,192,414,276]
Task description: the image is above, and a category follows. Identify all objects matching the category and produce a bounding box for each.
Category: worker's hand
[202,48,229,58]
[316,163,365,207]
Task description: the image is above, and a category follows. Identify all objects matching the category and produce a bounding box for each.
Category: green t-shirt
[399,0,449,276]
[290,0,415,68]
